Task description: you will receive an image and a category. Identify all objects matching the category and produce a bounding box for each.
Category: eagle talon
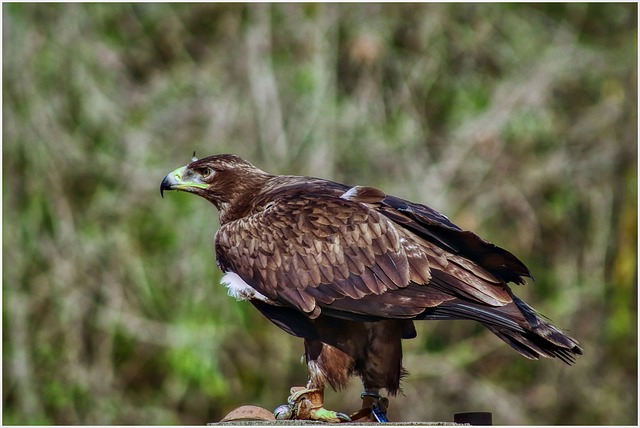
[279,387,351,422]
[360,391,390,422]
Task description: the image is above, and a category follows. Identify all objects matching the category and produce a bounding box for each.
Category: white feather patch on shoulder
[221,271,270,302]
[340,185,385,203]
[340,186,360,200]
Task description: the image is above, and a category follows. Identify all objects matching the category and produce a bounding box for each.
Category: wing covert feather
[215,195,411,316]
[215,185,523,319]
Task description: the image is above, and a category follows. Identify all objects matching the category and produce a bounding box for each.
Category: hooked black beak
[160,175,170,198]
[160,165,187,198]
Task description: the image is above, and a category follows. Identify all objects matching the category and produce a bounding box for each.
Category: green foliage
[3,3,636,425]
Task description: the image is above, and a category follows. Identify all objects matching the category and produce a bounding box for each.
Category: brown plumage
[161,154,582,417]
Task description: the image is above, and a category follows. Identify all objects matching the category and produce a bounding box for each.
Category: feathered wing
[375,193,581,362]
[215,192,426,318]
[215,182,582,363]
[378,193,533,284]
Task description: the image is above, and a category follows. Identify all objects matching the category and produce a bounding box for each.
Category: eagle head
[161,154,271,222]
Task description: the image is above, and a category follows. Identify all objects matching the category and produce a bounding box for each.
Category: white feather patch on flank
[307,359,328,385]
[221,271,270,302]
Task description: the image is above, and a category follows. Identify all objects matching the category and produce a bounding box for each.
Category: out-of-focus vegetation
[3,3,636,425]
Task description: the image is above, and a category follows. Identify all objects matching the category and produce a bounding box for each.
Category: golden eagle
[161,154,582,422]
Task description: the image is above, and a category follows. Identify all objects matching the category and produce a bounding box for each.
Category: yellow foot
[273,387,351,422]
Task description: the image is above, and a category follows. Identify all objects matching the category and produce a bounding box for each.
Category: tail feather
[484,323,582,365]
[418,296,583,365]
[512,296,583,355]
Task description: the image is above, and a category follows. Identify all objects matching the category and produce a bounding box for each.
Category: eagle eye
[201,167,214,180]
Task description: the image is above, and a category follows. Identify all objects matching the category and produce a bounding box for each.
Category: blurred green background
[3,3,637,425]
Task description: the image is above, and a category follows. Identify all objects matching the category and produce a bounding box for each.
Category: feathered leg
[351,321,406,422]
